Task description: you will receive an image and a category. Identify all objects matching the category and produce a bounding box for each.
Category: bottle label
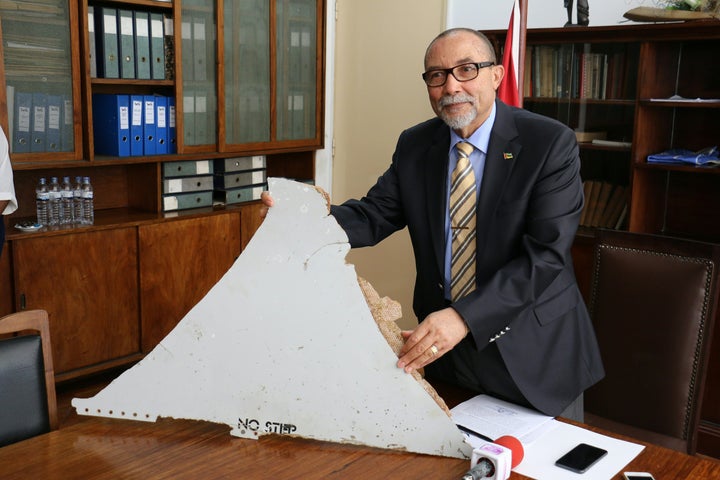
[38,193,50,200]
[83,192,94,199]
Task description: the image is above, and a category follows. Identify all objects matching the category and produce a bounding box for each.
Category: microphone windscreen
[495,435,524,467]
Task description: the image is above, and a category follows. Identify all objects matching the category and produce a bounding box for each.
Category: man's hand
[396,307,469,373]
[259,186,330,218]
[259,191,274,218]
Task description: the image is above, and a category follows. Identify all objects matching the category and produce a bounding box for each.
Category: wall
[447,0,653,29]
[333,0,445,328]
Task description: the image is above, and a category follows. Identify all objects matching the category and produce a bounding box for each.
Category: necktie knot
[456,141,474,160]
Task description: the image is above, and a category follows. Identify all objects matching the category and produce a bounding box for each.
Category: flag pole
[517,0,528,107]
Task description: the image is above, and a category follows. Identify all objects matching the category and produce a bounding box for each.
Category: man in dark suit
[265,28,604,419]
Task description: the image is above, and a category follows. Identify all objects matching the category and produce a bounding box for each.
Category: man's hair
[424,28,497,68]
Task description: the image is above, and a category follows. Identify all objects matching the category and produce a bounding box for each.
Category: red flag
[497,0,521,107]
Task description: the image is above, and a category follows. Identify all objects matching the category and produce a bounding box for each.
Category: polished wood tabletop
[1,412,719,479]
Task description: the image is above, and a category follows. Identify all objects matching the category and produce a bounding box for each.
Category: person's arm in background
[0,127,17,217]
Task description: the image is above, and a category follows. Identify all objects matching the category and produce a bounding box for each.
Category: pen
[456,424,493,443]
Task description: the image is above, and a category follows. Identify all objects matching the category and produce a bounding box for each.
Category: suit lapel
[425,127,451,278]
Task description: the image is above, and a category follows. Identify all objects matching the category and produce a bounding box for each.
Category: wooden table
[1,413,719,479]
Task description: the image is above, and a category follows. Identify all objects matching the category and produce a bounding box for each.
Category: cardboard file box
[214,169,267,190]
[163,191,213,211]
[214,184,265,205]
[162,175,213,194]
[214,156,266,173]
[163,159,213,178]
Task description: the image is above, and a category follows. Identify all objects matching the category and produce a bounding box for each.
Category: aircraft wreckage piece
[73,177,472,459]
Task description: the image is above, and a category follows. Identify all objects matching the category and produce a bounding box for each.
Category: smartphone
[555,443,608,473]
[623,473,656,480]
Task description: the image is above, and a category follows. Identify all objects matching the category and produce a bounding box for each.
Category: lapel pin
[503,152,513,160]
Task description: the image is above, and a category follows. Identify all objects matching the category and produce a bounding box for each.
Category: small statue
[564,0,590,26]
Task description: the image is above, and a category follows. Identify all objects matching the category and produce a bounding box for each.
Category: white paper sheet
[451,395,645,479]
[515,421,645,480]
[451,394,554,444]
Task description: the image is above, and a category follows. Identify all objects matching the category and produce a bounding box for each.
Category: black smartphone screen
[555,443,608,473]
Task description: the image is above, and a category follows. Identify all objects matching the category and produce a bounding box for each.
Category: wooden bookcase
[0,0,325,379]
[487,21,720,458]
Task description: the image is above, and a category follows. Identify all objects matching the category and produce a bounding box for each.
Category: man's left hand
[396,307,469,373]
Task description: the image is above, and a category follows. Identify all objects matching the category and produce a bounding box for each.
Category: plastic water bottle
[35,177,49,226]
[60,176,74,225]
[73,176,84,225]
[81,176,94,225]
[48,177,61,226]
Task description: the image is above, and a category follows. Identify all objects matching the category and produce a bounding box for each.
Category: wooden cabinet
[0,0,323,380]
[138,212,241,352]
[12,228,140,380]
[3,207,258,380]
[487,21,720,459]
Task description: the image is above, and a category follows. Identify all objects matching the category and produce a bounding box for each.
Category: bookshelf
[487,21,720,459]
[0,0,326,380]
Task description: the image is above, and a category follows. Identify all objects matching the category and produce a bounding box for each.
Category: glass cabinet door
[180,0,217,148]
[1,0,76,155]
[222,0,320,148]
[275,0,317,141]
[223,0,271,144]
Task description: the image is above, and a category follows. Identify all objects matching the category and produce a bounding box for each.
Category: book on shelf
[599,185,627,229]
[591,139,632,148]
[580,180,594,226]
[589,182,613,227]
[580,181,627,229]
[575,130,607,143]
[581,180,603,227]
[614,204,628,230]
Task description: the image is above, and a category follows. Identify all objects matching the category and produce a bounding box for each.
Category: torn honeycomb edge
[356,276,452,416]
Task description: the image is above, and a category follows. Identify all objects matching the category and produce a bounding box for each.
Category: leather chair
[0,309,58,447]
[584,230,720,454]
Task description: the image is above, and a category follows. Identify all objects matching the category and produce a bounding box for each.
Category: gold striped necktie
[450,141,477,300]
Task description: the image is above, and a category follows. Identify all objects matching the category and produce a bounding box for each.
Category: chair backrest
[0,309,58,446]
[584,230,720,454]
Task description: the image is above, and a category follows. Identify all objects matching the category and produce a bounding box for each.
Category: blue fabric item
[647,146,719,166]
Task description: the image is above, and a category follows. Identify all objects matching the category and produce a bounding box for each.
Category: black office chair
[0,309,58,447]
[584,230,720,454]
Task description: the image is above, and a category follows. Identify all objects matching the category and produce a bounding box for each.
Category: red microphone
[461,435,524,480]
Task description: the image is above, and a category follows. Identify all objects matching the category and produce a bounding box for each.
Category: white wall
[332,0,444,329]
[447,0,653,29]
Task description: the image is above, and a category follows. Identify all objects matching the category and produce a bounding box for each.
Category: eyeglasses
[421,61,495,87]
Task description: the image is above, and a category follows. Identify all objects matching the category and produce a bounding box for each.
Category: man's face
[424,32,504,138]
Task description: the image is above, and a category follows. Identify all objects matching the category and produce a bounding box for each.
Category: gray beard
[438,94,477,131]
[441,109,476,131]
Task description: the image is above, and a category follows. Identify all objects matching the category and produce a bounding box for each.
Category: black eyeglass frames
[421,61,495,87]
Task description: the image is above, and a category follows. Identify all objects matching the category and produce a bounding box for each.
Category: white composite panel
[73,177,472,459]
